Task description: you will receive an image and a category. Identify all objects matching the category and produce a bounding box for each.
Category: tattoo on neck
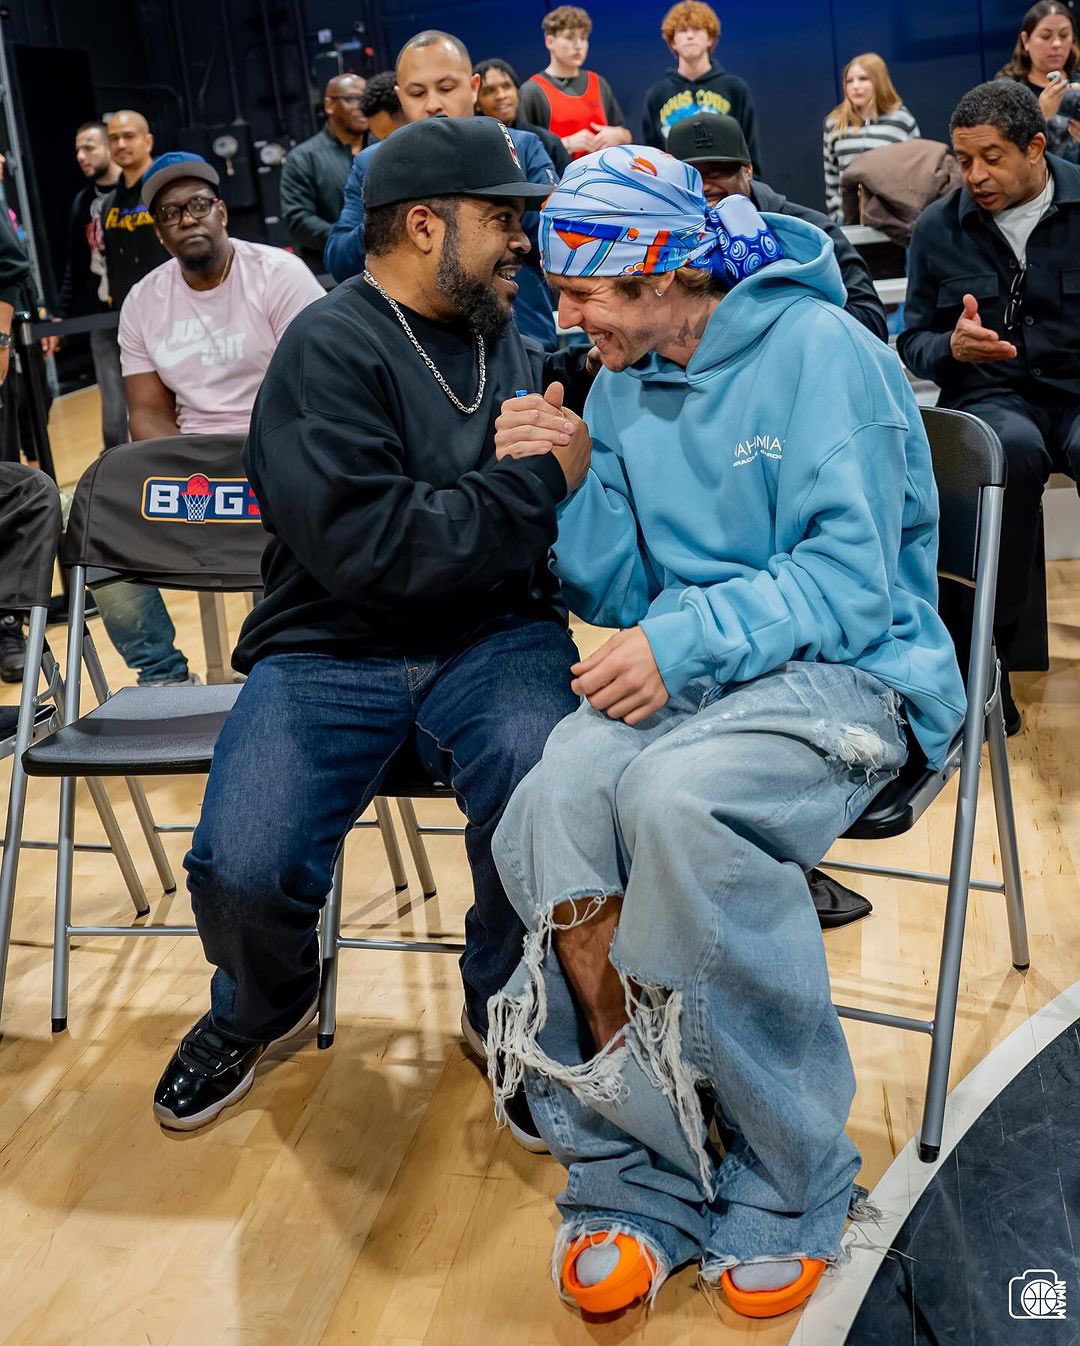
[671,306,715,348]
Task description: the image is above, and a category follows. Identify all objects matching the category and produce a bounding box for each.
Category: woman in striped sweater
[822,53,920,220]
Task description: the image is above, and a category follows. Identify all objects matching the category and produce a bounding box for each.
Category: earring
[655,287,664,296]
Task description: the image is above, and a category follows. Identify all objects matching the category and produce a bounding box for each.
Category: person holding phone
[998,1,1080,163]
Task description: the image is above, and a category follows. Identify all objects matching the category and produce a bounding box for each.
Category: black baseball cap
[364,116,553,209]
[667,114,751,166]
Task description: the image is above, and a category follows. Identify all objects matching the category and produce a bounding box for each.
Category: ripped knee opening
[487,893,716,1196]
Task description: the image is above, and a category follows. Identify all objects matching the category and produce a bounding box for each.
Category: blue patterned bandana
[540,145,783,285]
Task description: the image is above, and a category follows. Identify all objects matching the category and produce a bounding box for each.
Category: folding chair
[316,755,464,1050]
[0,464,154,1022]
[823,405,1028,1162]
[22,436,445,1032]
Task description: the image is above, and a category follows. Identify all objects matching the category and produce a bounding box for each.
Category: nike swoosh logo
[153,337,215,369]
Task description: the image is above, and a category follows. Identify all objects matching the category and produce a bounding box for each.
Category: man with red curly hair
[519,6,632,159]
[642,1,760,169]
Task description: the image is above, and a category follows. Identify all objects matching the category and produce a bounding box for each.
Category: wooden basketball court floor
[1,386,1078,1346]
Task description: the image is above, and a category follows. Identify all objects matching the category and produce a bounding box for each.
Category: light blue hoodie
[553,212,966,768]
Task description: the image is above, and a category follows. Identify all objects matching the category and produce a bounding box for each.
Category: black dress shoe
[807,868,873,929]
[154,1000,316,1131]
[0,612,26,684]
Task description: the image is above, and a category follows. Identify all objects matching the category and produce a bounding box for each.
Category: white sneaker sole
[459,1006,487,1062]
[154,1064,257,1131]
[154,997,319,1132]
[460,1007,549,1155]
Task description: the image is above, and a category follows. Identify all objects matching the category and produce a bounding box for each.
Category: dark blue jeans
[184,615,579,1042]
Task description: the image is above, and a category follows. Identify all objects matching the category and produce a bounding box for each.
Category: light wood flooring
[1,385,1079,1345]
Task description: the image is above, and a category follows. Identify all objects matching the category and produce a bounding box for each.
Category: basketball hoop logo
[181,474,212,523]
[1009,1268,1067,1319]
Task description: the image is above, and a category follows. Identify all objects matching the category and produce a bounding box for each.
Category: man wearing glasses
[900,81,1080,735]
[280,74,369,272]
[93,153,324,687]
[120,152,323,441]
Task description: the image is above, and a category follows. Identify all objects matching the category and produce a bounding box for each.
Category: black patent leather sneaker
[153,1000,316,1131]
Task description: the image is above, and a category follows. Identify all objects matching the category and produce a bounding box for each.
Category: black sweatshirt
[101,176,170,308]
[234,279,591,670]
[641,65,761,171]
[57,180,113,318]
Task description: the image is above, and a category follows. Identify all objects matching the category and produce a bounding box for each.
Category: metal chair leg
[985,707,1029,971]
[197,592,232,685]
[51,575,86,1034]
[317,851,344,1050]
[123,776,177,894]
[83,778,151,917]
[51,774,76,1033]
[374,796,408,892]
[918,741,985,1163]
[47,656,150,916]
[0,605,49,1023]
[396,798,437,898]
[81,634,176,895]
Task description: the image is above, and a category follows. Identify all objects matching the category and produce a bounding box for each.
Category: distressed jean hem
[553,1218,672,1311]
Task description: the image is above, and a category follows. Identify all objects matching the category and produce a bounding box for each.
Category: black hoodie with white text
[641,64,761,171]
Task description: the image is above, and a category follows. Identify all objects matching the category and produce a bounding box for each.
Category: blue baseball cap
[141,152,220,209]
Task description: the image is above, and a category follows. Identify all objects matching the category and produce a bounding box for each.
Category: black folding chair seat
[23,683,242,777]
[842,737,959,841]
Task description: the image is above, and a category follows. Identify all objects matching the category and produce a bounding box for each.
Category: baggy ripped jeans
[487,660,907,1298]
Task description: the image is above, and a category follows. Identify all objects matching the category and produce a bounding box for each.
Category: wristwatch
[0,332,12,349]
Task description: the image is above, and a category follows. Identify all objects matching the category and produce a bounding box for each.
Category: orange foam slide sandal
[561,1232,658,1314]
[719,1258,826,1318]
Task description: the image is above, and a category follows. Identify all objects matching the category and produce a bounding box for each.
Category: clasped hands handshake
[495,382,669,725]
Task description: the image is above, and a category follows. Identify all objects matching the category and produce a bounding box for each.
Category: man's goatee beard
[435,214,512,342]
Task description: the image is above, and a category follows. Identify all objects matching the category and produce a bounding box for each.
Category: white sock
[575,1243,622,1286]
[729,1259,802,1292]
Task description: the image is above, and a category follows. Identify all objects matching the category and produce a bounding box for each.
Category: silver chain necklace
[363,269,486,415]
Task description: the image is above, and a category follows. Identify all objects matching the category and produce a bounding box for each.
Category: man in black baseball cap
[154,115,598,1149]
[669,112,888,340]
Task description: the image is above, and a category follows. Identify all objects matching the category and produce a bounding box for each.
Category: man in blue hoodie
[485,149,965,1320]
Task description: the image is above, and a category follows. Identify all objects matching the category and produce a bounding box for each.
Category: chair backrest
[0,463,61,612]
[920,406,1006,589]
[60,434,268,592]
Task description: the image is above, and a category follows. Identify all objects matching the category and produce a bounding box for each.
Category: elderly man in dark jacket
[898,81,1080,733]
[668,114,888,341]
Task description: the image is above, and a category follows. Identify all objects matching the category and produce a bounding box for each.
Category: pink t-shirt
[118,238,324,435]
